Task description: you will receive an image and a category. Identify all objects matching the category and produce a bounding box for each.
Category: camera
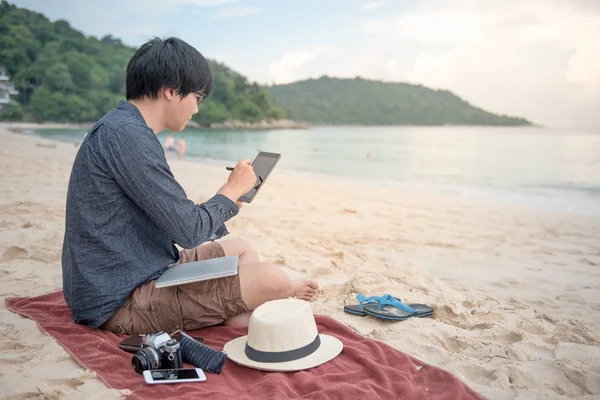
[131,332,183,374]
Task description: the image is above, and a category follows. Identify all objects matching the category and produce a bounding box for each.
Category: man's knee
[223,238,253,252]
[239,239,259,263]
[237,238,255,250]
[220,238,259,263]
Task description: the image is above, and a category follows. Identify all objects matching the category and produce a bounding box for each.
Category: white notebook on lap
[155,255,239,288]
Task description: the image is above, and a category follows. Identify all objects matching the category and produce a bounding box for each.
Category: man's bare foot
[290,279,319,301]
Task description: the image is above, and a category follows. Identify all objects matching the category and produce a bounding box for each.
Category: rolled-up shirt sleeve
[100,123,238,249]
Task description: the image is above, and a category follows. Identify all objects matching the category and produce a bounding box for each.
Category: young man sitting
[61,37,318,335]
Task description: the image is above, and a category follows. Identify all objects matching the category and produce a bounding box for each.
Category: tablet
[239,152,281,203]
[155,255,239,288]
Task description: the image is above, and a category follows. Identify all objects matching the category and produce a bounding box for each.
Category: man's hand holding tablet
[217,158,256,207]
[224,152,281,204]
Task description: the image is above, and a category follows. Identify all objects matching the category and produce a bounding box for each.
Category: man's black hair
[126,37,213,101]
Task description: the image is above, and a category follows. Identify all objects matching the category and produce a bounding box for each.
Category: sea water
[33,125,600,216]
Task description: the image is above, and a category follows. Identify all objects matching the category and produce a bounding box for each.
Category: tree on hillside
[267,76,532,126]
[0,0,287,124]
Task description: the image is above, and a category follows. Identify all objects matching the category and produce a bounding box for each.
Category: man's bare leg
[224,278,320,326]
[219,239,319,299]
[223,262,319,326]
[218,238,259,265]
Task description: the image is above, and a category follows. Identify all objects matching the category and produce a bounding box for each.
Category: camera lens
[132,347,160,374]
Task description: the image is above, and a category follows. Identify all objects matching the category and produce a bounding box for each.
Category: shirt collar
[117,100,148,125]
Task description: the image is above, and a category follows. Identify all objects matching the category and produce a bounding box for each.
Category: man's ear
[163,87,176,101]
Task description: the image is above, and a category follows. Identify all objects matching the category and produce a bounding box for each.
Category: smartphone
[238,152,281,203]
[143,368,207,384]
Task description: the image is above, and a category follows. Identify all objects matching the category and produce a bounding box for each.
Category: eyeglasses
[193,90,207,106]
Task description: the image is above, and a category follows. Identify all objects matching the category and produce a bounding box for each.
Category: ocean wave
[521,183,600,195]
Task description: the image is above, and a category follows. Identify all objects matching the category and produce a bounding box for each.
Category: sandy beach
[1,124,599,400]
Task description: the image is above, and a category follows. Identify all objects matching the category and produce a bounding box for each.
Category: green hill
[0,1,286,124]
[267,76,532,126]
[0,1,531,127]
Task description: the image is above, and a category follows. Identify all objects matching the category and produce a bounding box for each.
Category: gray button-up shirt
[62,100,238,329]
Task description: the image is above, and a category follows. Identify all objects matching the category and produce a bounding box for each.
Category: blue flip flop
[363,294,434,321]
[343,294,409,317]
[343,294,390,317]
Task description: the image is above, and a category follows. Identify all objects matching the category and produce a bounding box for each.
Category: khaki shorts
[100,242,248,335]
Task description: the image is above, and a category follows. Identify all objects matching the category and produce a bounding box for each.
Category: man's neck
[129,98,165,134]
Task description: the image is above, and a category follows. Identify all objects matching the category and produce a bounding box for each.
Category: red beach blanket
[6,291,482,400]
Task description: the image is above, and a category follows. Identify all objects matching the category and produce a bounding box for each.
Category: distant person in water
[61,36,318,336]
[177,136,186,159]
[164,133,176,155]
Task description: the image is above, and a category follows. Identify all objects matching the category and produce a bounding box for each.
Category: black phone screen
[150,369,200,381]
[238,152,281,203]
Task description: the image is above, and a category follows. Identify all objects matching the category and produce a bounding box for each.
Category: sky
[9,0,600,127]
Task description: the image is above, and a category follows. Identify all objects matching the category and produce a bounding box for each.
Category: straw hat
[223,298,343,372]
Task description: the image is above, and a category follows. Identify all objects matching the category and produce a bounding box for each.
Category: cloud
[176,0,239,5]
[358,0,600,126]
[124,0,240,15]
[213,6,263,19]
[567,46,600,90]
[268,47,335,84]
[361,1,386,10]
[120,23,165,41]
[364,9,487,44]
